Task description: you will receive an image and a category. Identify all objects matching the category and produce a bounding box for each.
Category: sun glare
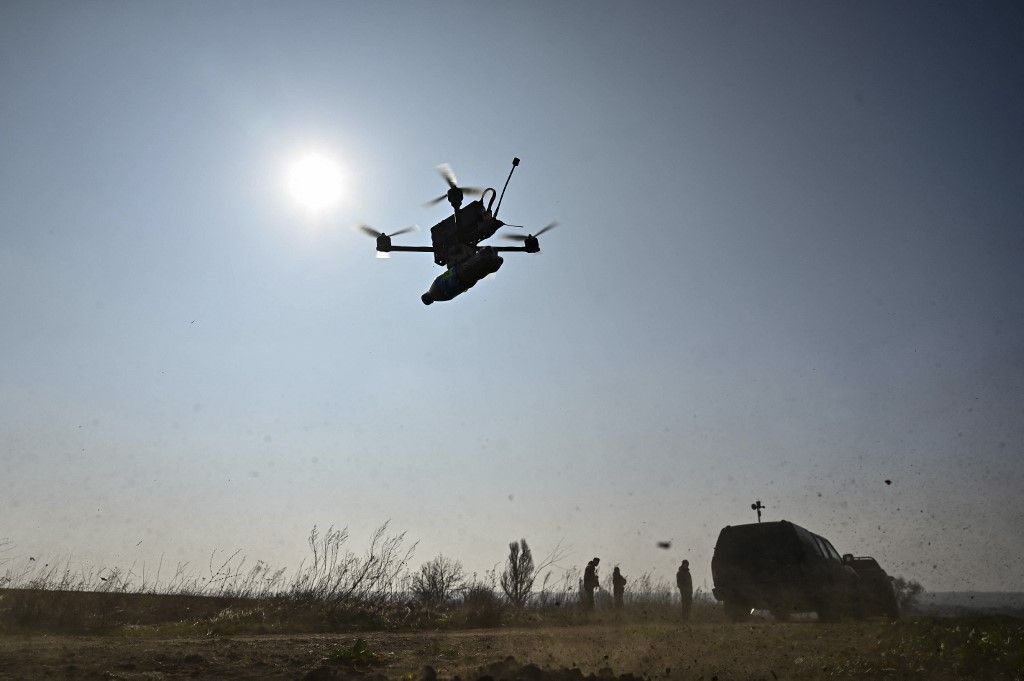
[287,152,344,212]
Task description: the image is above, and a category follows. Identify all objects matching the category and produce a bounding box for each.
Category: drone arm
[490,246,533,253]
[381,246,434,253]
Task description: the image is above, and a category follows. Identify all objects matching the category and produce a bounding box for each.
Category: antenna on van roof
[751,500,766,523]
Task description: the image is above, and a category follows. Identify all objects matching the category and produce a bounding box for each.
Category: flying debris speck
[656,541,671,549]
[885,479,892,485]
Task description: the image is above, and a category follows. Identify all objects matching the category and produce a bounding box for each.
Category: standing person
[582,557,600,610]
[580,561,592,609]
[612,566,627,609]
[676,559,693,621]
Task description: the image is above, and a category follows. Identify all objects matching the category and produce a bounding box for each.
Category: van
[711,520,863,621]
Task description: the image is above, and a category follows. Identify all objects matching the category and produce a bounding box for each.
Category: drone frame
[359,157,555,304]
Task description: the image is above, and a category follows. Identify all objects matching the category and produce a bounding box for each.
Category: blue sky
[1,1,1022,591]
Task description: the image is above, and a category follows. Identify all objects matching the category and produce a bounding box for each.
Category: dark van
[711,520,861,621]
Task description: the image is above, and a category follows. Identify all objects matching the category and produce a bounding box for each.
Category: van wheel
[883,593,901,621]
[724,601,750,622]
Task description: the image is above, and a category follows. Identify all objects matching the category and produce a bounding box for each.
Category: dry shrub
[290,523,415,610]
[462,583,504,628]
[532,568,579,609]
[411,555,466,606]
[892,576,924,613]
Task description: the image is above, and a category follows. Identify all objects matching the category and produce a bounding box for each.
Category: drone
[357,157,556,305]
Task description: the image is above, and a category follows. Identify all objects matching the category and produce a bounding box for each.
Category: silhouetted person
[612,566,626,609]
[580,561,593,609]
[582,557,600,610]
[676,559,692,621]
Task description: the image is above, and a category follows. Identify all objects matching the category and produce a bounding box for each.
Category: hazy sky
[2,1,1022,592]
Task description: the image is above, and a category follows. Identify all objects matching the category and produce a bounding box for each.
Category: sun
[287,152,345,212]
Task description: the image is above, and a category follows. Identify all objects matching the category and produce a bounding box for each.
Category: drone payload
[356,157,557,305]
[421,247,504,304]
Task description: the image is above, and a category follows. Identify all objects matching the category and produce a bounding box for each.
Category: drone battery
[421,247,503,305]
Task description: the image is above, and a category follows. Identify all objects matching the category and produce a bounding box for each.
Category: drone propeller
[356,223,419,239]
[356,223,419,259]
[501,221,558,241]
[438,163,459,189]
[424,163,483,206]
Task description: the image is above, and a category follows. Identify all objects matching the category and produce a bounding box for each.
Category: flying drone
[357,157,556,305]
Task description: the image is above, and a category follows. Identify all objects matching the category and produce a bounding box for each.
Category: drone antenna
[494,157,520,219]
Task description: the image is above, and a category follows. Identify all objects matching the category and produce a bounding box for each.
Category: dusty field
[1,619,1020,680]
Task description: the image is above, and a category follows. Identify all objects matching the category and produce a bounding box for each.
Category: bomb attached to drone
[356,157,557,305]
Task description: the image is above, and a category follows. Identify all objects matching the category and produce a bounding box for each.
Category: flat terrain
[1,619,1020,680]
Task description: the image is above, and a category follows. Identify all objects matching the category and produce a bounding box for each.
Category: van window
[794,526,824,558]
[811,536,843,561]
[821,539,842,561]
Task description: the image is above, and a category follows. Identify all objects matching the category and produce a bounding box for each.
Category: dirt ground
[1,619,1017,680]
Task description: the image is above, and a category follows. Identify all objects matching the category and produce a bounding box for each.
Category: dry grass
[1,528,710,635]
[0,523,422,634]
[1,524,411,601]
[0,586,721,636]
